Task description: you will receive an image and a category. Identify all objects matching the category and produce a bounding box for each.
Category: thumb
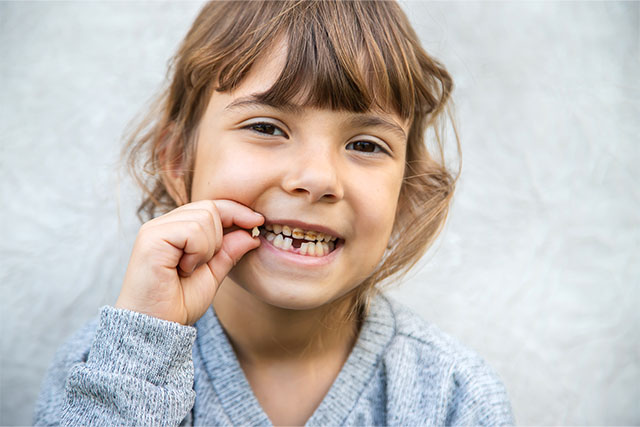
[208,229,260,285]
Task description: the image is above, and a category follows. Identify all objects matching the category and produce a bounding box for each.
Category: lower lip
[256,236,342,267]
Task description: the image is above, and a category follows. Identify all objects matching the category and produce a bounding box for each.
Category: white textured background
[1,2,638,425]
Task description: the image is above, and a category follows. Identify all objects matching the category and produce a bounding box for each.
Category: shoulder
[373,294,515,426]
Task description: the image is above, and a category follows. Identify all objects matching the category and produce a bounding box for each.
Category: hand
[115,200,263,325]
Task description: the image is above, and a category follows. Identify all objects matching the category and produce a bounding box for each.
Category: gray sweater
[34,295,514,426]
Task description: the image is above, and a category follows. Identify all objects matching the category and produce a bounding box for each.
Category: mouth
[257,222,341,257]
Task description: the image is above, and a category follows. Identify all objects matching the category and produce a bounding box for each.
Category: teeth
[251,227,260,238]
[283,237,292,250]
[306,242,316,256]
[262,222,339,254]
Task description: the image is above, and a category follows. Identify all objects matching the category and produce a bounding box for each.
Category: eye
[346,140,388,155]
[245,122,288,138]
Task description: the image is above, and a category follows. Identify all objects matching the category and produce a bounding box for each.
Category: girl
[35,1,513,425]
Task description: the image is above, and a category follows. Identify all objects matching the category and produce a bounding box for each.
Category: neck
[213,278,360,365]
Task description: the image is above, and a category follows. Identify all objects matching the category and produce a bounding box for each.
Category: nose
[282,145,344,203]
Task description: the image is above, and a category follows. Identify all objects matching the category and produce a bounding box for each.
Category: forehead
[218,39,409,138]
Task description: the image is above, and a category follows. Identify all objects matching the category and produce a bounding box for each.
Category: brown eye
[346,141,383,153]
[247,122,287,137]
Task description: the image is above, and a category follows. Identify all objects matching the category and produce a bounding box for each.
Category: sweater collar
[195,294,396,426]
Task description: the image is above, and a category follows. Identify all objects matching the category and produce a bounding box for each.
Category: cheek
[191,144,275,203]
[351,171,402,246]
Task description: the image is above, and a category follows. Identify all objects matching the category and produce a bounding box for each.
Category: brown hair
[123,0,459,309]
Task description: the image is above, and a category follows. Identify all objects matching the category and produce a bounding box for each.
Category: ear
[157,127,189,206]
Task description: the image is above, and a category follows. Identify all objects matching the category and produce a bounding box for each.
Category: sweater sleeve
[34,306,197,426]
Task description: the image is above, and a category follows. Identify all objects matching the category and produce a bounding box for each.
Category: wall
[1,2,638,424]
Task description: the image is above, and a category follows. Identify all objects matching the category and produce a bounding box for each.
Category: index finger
[197,199,264,229]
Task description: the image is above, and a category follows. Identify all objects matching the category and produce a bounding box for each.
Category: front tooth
[273,234,284,248]
[273,224,283,234]
[314,242,324,256]
[299,242,308,255]
[283,237,292,250]
[321,242,329,254]
[304,231,317,241]
[282,225,292,236]
[316,232,324,242]
[292,228,305,239]
[266,232,277,242]
[323,234,332,242]
[306,242,316,256]
[265,224,273,231]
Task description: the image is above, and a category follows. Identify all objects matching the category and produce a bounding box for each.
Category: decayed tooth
[299,242,309,255]
[283,237,292,250]
[251,227,260,238]
[273,224,283,234]
[323,234,332,242]
[304,231,317,241]
[282,225,292,236]
[330,236,337,242]
[314,241,324,256]
[306,241,316,256]
[321,242,329,254]
[265,224,273,231]
[273,234,284,248]
[292,228,305,239]
[266,232,277,242]
[316,232,324,242]
[328,241,335,251]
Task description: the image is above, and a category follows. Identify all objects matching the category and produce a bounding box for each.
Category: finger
[141,221,214,273]
[149,208,220,255]
[209,200,264,229]
[207,229,260,285]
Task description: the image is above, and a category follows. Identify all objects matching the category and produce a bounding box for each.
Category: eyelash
[245,122,288,138]
[245,121,390,155]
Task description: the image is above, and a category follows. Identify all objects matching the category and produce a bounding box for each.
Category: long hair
[123,0,459,311]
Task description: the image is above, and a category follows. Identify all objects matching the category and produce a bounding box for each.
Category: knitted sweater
[34,295,514,426]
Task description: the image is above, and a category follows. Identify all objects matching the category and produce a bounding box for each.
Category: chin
[227,267,354,312]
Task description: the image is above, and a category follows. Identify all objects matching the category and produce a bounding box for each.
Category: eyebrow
[225,95,407,142]
[344,115,407,143]
[224,96,304,115]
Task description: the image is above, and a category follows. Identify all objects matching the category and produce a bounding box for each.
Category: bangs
[214,1,427,121]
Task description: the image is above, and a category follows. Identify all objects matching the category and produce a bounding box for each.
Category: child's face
[189,43,408,310]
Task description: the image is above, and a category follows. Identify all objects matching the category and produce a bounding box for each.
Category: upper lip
[263,218,343,240]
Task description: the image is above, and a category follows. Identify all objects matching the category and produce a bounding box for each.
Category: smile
[259,223,339,257]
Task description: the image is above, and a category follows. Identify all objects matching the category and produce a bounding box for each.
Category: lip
[256,234,343,267]
[262,218,343,240]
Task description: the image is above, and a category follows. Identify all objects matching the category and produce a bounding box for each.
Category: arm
[35,307,196,426]
[35,200,263,426]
